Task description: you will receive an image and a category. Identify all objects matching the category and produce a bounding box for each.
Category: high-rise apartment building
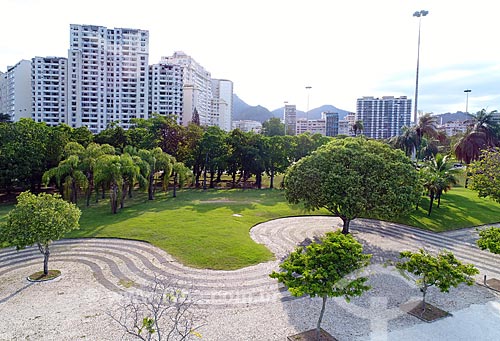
[211,79,233,131]
[356,96,411,139]
[32,57,68,126]
[284,104,297,135]
[323,111,339,137]
[0,60,32,121]
[148,62,183,122]
[68,24,149,133]
[161,52,212,127]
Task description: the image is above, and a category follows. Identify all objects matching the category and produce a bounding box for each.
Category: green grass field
[1,183,499,269]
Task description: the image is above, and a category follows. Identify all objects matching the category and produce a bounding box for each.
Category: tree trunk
[270,169,274,189]
[38,243,50,276]
[421,285,428,313]
[428,193,434,216]
[148,173,154,200]
[437,190,442,208]
[317,296,327,341]
[341,218,351,234]
[173,172,177,198]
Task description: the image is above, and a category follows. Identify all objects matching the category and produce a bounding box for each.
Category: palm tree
[415,113,439,158]
[94,154,123,214]
[454,109,499,164]
[389,125,418,157]
[420,154,459,215]
[352,120,364,136]
[42,154,88,204]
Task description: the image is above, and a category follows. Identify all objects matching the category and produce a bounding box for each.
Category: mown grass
[392,186,500,232]
[67,189,319,270]
[1,182,499,268]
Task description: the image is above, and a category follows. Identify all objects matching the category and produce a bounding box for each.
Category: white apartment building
[211,79,233,131]
[0,60,32,121]
[232,120,262,133]
[438,120,469,136]
[284,104,297,135]
[356,96,411,139]
[68,24,149,133]
[148,62,183,122]
[338,112,356,136]
[161,52,212,127]
[296,118,326,135]
[32,57,67,127]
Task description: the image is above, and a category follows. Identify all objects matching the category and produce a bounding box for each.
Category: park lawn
[392,186,500,232]
[65,189,320,270]
[1,185,499,268]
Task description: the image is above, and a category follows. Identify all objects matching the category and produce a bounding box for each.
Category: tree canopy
[468,148,500,203]
[397,249,479,313]
[477,227,500,254]
[1,191,81,275]
[284,137,420,233]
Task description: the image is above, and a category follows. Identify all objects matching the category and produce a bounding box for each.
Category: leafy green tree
[94,123,128,153]
[265,136,293,189]
[262,117,285,136]
[69,126,94,147]
[477,227,500,254]
[285,137,420,234]
[270,231,371,340]
[468,148,500,203]
[397,249,479,313]
[118,153,144,209]
[352,120,364,136]
[0,119,52,191]
[0,191,81,275]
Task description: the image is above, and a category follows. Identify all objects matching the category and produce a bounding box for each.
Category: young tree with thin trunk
[270,231,371,341]
[0,191,81,276]
[396,249,479,314]
[108,275,205,341]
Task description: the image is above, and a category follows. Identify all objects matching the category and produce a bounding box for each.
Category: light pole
[283,100,288,135]
[305,86,312,132]
[413,10,429,125]
[464,89,471,114]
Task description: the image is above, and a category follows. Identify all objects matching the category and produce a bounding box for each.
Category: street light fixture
[305,86,312,132]
[464,89,471,114]
[413,9,429,125]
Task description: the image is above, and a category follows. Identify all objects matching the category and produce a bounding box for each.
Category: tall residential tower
[68,24,149,133]
[356,96,411,139]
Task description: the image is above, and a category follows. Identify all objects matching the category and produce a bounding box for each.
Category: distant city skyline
[2,0,499,114]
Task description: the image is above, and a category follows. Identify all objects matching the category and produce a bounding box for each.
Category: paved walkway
[1,217,499,308]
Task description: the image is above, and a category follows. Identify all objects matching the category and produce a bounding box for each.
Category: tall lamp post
[305,86,312,132]
[464,89,471,114]
[413,9,429,125]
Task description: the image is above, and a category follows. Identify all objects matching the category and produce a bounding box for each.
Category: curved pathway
[1,216,499,308]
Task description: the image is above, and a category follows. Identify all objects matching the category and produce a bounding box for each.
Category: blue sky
[2,0,499,114]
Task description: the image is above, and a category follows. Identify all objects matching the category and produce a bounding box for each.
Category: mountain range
[232,94,351,123]
[233,94,475,124]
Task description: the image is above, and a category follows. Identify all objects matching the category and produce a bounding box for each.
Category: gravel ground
[0,216,499,340]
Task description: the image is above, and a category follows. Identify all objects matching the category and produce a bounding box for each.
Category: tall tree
[270,231,371,340]
[285,137,420,234]
[138,148,173,200]
[0,191,81,276]
[262,117,285,136]
[467,147,500,203]
[94,154,123,214]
